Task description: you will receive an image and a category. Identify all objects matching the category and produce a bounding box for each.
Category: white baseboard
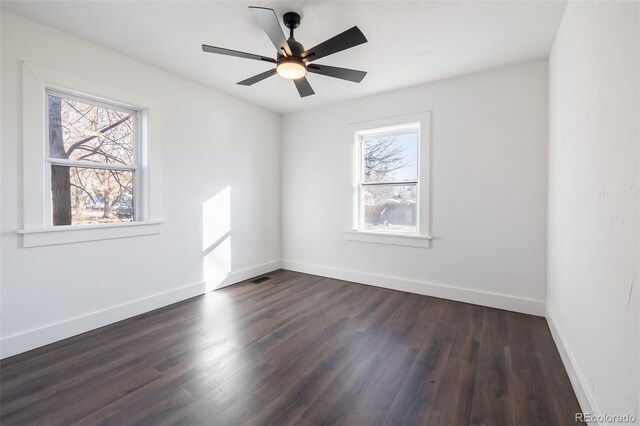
[281,259,545,316]
[545,306,600,425]
[0,260,281,359]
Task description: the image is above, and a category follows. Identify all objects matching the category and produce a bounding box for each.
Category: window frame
[347,112,432,248]
[19,62,163,248]
[44,89,143,226]
[355,122,421,236]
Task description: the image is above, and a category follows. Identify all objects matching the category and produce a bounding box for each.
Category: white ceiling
[2,0,567,114]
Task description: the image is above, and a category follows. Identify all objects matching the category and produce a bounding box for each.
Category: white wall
[280,60,549,315]
[0,11,281,358]
[547,1,640,420]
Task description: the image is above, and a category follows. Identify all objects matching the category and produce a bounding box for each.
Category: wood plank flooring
[0,270,584,425]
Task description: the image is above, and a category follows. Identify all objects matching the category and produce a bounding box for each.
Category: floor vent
[250,276,271,284]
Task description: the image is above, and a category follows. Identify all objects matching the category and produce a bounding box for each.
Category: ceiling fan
[201,6,368,97]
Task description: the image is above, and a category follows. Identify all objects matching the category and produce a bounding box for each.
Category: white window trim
[346,112,432,248]
[20,62,163,247]
[344,230,431,248]
[17,221,163,248]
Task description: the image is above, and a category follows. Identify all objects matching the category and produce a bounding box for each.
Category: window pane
[362,131,418,183]
[51,166,134,226]
[47,94,134,165]
[362,184,417,233]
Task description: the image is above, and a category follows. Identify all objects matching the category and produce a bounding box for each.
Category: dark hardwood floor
[0,270,584,425]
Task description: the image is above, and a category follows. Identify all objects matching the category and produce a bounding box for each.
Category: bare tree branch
[65,115,130,156]
[363,136,409,182]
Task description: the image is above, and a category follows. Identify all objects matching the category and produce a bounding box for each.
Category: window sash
[359,132,419,184]
[358,182,418,235]
[45,89,139,168]
[48,164,138,224]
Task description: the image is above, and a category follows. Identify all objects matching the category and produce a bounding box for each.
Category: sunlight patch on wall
[202,186,231,291]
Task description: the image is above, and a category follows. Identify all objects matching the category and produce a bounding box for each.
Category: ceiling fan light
[276,60,306,80]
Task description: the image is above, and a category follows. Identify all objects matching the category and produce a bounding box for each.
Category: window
[46,90,139,226]
[19,62,162,247]
[347,112,431,247]
[354,123,420,235]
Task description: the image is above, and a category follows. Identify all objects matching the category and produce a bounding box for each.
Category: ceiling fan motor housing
[285,39,305,57]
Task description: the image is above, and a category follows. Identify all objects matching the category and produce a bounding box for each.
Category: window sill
[17,221,163,248]
[345,230,432,248]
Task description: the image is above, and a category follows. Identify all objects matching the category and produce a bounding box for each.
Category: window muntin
[46,90,139,226]
[356,123,420,235]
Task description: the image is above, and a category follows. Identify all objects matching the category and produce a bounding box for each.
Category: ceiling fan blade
[249,6,292,57]
[237,69,277,86]
[306,64,367,83]
[202,44,276,63]
[302,26,367,63]
[293,77,315,97]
